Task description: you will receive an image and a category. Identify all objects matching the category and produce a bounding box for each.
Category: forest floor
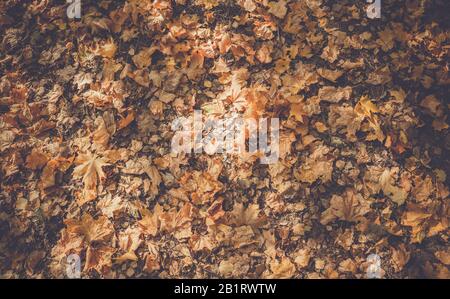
[0,0,449,278]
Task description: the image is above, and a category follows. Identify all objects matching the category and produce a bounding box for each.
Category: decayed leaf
[290,103,305,122]
[82,80,127,111]
[93,38,117,59]
[390,89,406,102]
[40,157,73,190]
[321,39,340,63]
[92,116,111,150]
[219,255,251,278]
[189,233,216,252]
[377,28,395,52]
[2,0,449,280]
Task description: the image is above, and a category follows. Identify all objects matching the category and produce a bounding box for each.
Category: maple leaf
[138,203,163,237]
[420,95,443,117]
[73,152,109,204]
[230,203,267,228]
[132,46,157,69]
[265,257,296,278]
[98,195,126,218]
[317,68,344,82]
[401,204,432,243]
[268,0,287,19]
[40,157,73,191]
[295,144,334,184]
[318,86,352,103]
[84,245,115,274]
[65,214,114,244]
[25,149,48,170]
[320,40,340,63]
[321,189,371,225]
[92,117,111,150]
[355,96,385,142]
[392,244,410,272]
[379,168,409,205]
[434,250,450,266]
[160,203,194,239]
[116,227,142,263]
[93,38,117,59]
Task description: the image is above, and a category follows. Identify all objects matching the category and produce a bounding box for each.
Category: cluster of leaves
[0,0,448,278]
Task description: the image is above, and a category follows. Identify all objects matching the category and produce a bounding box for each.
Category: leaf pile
[0,0,449,278]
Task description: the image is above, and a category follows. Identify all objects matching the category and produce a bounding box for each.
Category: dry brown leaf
[138,203,163,237]
[268,0,287,19]
[73,152,109,204]
[317,68,344,82]
[321,189,371,225]
[84,245,115,274]
[266,257,296,278]
[401,204,432,243]
[392,244,410,272]
[318,86,352,103]
[230,202,267,228]
[379,168,409,205]
[434,250,450,265]
[25,149,48,170]
[116,227,142,263]
[65,214,114,244]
